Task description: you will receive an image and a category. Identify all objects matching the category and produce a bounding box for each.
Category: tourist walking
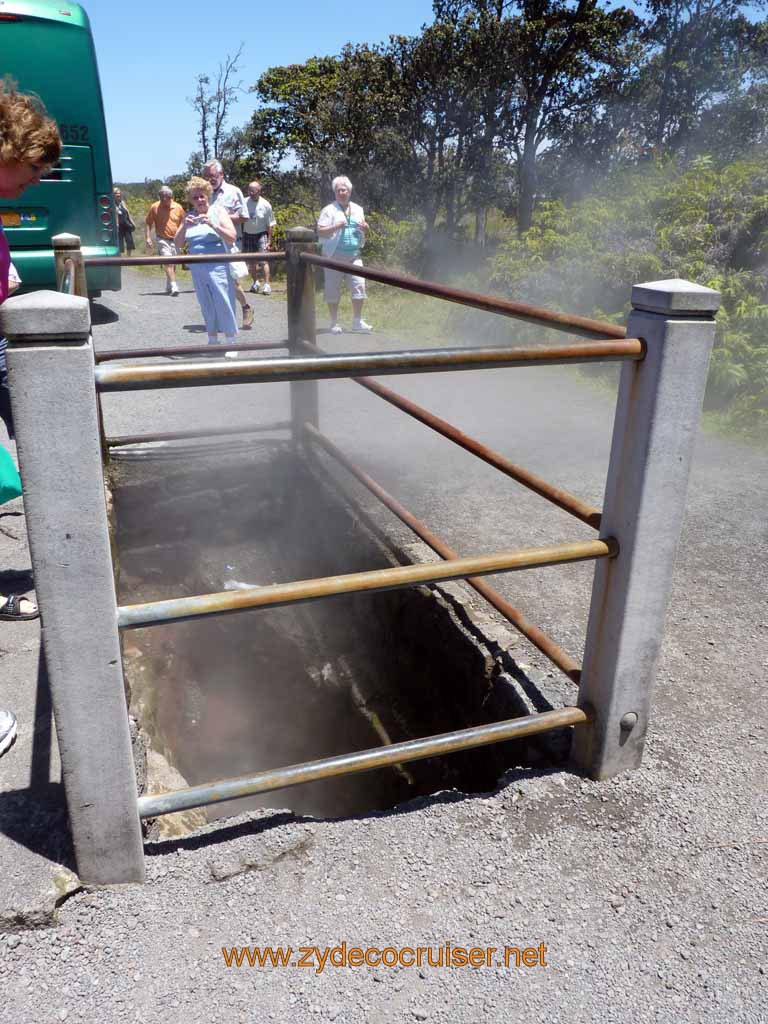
[202,159,253,329]
[316,176,372,334]
[242,180,276,295]
[145,185,185,295]
[113,187,135,255]
[175,176,239,354]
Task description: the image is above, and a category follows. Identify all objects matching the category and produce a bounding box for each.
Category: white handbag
[228,240,249,279]
[210,207,249,279]
[230,257,249,279]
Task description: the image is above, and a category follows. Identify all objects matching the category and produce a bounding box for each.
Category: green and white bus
[0,0,120,294]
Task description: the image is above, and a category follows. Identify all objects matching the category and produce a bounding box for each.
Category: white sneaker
[262,283,271,296]
[330,323,343,335]
[0,710,18,758]
[249,282,261,294]
[224,350,238,359]
[352,319,373,333]
[170,284,179,297]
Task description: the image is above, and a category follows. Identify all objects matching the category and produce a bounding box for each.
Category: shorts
[242,231,269,255]
[156,238,177,257]
[323,255,366,304]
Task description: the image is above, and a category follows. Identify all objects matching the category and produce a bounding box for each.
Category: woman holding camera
[175,176,239,352]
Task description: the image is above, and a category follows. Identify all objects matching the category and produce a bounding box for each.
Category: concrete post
[52,233,87,297]
[2,291,145,884]
[573,279,720,780]
[285,227,319,438]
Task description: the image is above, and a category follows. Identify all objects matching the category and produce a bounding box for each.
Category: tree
[188,45,245,165]
[246,28,508,240]
[189,74,214,162]
[430,1,638,234]
[638,0,762,156]
[511,1,637,233]
[248,47,422,212]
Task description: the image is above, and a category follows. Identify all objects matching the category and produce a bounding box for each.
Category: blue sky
[86,0,437,181]
[88,0,767,181]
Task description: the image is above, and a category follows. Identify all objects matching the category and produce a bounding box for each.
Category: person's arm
[7,261,21,295]
[316,204,344,238]
[174,211,196,248]
[267,204,276,246]
[201,207,236,245]
[354,204,369,233]
[145,205,155,247]
[228,188,247,227]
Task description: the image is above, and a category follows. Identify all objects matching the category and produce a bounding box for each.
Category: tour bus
[0,0,120,295]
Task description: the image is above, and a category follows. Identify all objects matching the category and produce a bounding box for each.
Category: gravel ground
[1,269,766,1023]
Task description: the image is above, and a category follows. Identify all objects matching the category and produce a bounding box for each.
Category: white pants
[323,254,366,303]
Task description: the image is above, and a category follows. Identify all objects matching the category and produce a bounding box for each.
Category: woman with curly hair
[0,79,61,756]
[175,175,239,354]
[0,78,61,197]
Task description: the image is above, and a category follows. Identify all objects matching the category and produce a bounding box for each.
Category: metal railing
[0,228,719,884]
[59,257,75,295]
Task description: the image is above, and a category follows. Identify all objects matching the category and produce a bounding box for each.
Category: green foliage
[271,202,318,249]
[490,155,768,436]
[362,213,426,271]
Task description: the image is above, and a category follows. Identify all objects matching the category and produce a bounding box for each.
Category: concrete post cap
[0,290,91,341]
[285,226,316,242]
[52,232,83,249]
[631,279,721,316]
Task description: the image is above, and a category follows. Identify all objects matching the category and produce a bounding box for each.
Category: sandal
[0,594,39,621]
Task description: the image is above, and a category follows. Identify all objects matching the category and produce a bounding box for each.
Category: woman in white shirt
[316,176,372,334]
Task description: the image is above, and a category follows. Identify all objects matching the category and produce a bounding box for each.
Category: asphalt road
[1,268,766,1023]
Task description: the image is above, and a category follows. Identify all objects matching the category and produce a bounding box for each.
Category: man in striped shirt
[203,160,254,329]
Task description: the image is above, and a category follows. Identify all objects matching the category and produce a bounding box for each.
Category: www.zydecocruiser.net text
[221,942,550,974]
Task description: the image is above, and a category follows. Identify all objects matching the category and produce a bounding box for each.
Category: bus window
[0,2,120,296]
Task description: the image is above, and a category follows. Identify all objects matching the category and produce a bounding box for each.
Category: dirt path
[2,269,766,1023]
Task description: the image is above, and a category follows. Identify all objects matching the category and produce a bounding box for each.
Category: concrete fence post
[2,290,145,884]
[573,278,720,780]
[52,232,87,297]
[285,227,319,439]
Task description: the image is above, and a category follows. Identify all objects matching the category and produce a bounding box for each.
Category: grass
[323,282,452,344]
[113,194,768,446]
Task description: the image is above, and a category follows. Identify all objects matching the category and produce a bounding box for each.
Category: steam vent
[112,438,567,831]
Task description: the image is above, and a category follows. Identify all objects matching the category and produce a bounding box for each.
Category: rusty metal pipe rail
[84,251,285,268]
[305,423,582,684]
[301,251,627,340]
[300,340,601,530]
[137,705,588,818]
[95,341,644,392]
[117,539,616,630]
[106,419,292,448]
[95,340,289,363]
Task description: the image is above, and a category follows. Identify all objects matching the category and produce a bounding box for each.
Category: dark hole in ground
[111,439,566,826]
